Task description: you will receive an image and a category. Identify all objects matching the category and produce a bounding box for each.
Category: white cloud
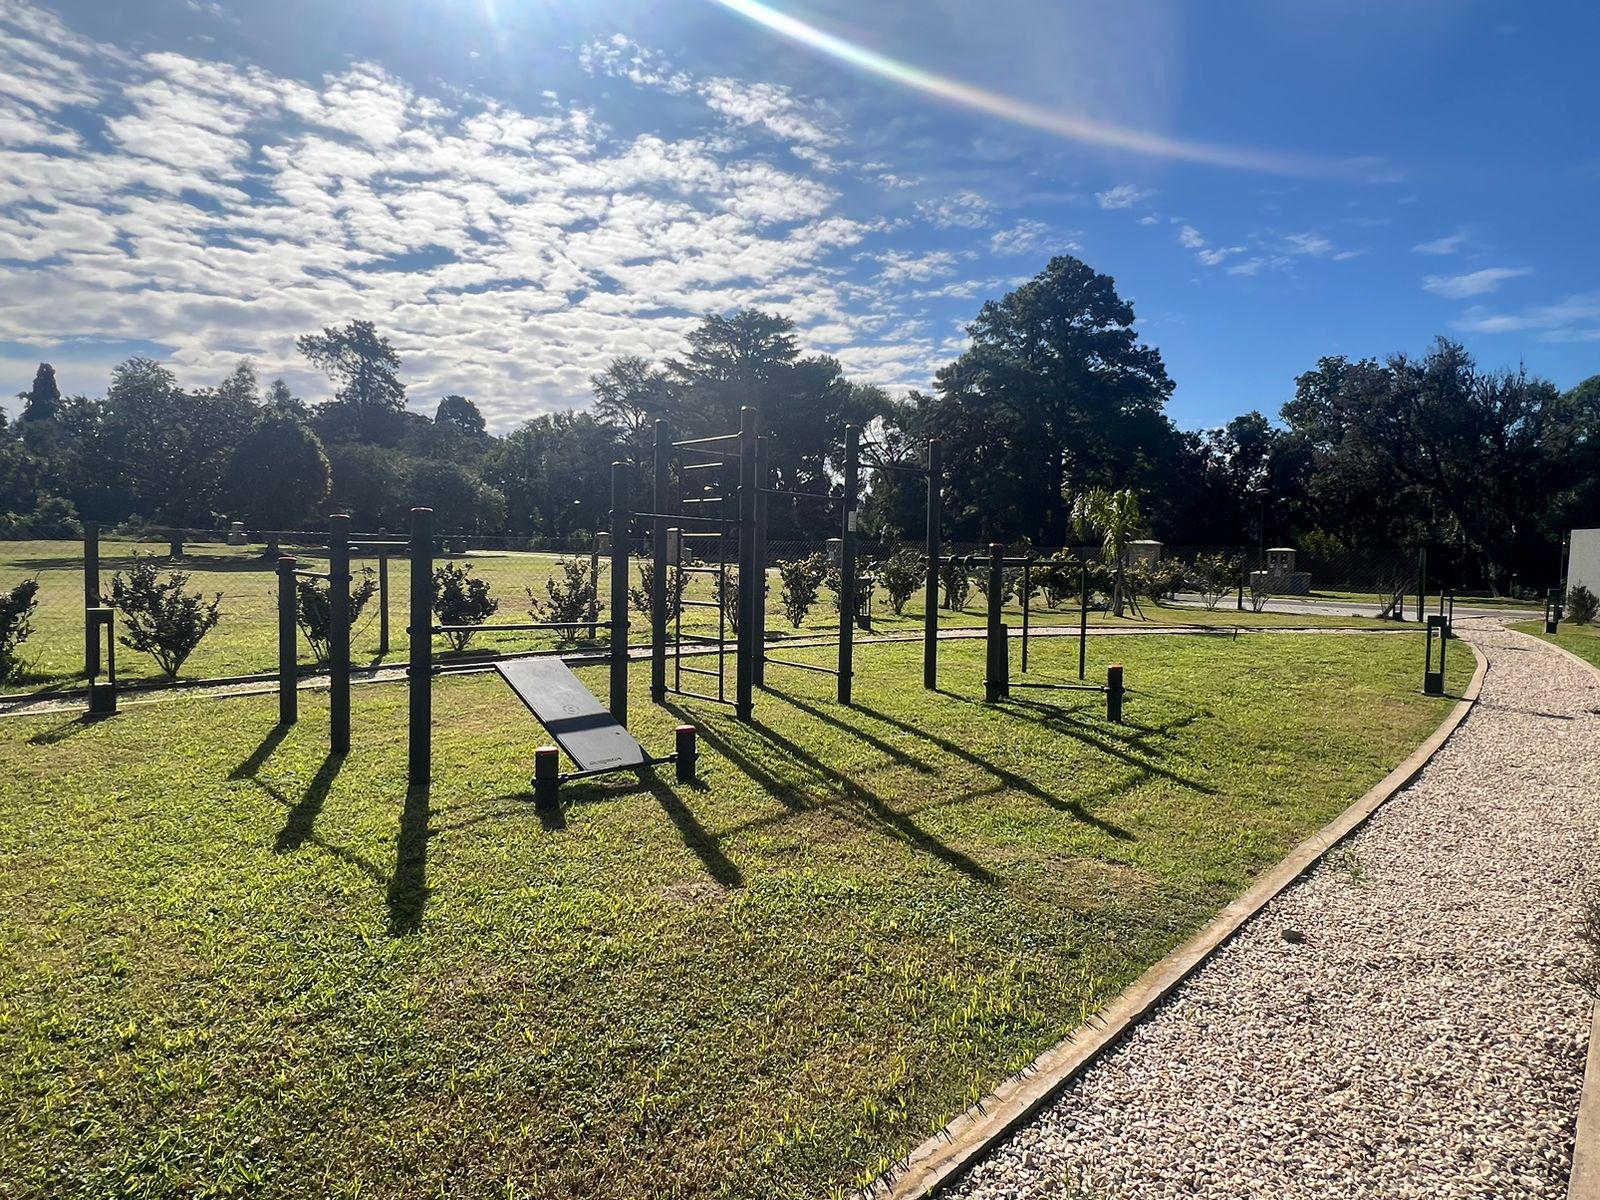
[1196,246,1244,266]
[1095,183,1154,209]
[872,249,958,283]
[1284,231,1334,256]
[1136,214,1160,226]
[1413,231,1467,255]
[1177,224,1205,249]
[988,219,1077,256]
[915,190,993,229]
[1452,292,1600,340]
[1422,267,1531,299]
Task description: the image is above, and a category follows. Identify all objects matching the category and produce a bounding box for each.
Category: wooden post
[408,508,433,788]
[278,556,298,726]
[328,514,351,754]
[534,745,560,808]
[923,438,941,691]
[754,435,769,686]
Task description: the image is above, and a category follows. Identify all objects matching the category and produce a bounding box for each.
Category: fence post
[754,435,769,686]
[837,423,858,706]
[83,520,100,681]
[610,462,631,725]
[588,531,602,628]
[923,438,941,691]
[651,421,668,704]
[278,556,298,726]
[408,507,433,788]
[377,528,390,656]
[1415,547,1426,624]
[1078,560,1089,681]
[737,407,759,718]
[86,608,116,715]
[984,543,1006,702]
[1020,562,1031,674]
[328,514,351,754]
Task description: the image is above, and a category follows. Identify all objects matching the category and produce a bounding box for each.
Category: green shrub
[1568,584,1598,625]
[777,553,827,628]
[1190,552,1240,610]
[433,561,498,652]
[527,559,596,641]
[0,496,82,540]
[1134,559,1186,605]
[876,548,924,616]
[296,568,378,665]
[940,559,971,611]
[0,579,39,683]
[629,560,688,621]
[109,554,223,679]
[715,574,740,635]
[973,564,1019,607]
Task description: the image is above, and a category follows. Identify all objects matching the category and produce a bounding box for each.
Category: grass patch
[3,538,1401,691]
[1511,619,1600,672]
[0,631,1466,1198]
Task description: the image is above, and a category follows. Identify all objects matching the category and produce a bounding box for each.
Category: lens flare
[708,0,1322,175]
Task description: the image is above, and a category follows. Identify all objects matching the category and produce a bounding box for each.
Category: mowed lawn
[1512,618,1600,670]
[0,632,1468,1199]
[4,537,1398,691]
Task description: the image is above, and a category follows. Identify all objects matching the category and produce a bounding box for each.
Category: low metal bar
[862,460,928,476]
[1011,681,1104,692]
[673,433,742,447]
[665,687,739,707]
[759,488,834,502]
[292,569,331,580]
[630,511,738,527]
[678,664,723,678]
[432,621,603,632]
[557,755,675,785]
[764,657,840,676]
[680,599,722,609]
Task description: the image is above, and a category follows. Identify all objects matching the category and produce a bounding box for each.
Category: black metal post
[923,438,941,691]
[377,530,390,656]
[985,543,1005,702]
[611,462,631,725]
[1545,586,1562,635]
[737,407,759,719]
[86,608,116,715]
[1106,664,1124,723]
[408,507,433,788]
[278,556,298,726]
[534,745,560,808]
[651,421,669,703]
[754,435,769,686]
[675,724,698,783]
[328,514,351,754]
[1416,547,1426,625]
[588,532,602,627]
[1424,615,1446,695]
[1078,561,1089,681]
[84,520,100,681]
[1020,562,1031,674]
[837,424,858,705]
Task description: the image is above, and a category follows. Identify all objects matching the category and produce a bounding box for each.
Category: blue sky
[1,0,1595,431]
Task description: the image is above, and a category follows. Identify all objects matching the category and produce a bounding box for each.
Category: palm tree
[1070,487,1145,618]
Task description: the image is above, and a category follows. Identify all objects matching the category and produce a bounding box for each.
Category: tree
[266,378,310,420]
[482,412,618,539]
[591,355,676,467]
[108,555,223,679]
[18,363,61,424]
[667,309,800,433]
[297,320,407,443]
[1070,487,1145,617]
[408,459,507,534]
[927,256,1178,544]
[326,443,412,530]
[435,394,486,438]
[224,411,331,530]
[216,359,260,407]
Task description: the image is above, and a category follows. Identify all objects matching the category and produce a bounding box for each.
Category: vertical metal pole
[754,435,769,685]
[408,507,433,787]
[651,421,669,704]
[984,543,1005,702]
[1078,561,1089,681]
[610,462,631,726]
[84,521,100,681]
[328,514,351,754]
[1106,664,1124,723]
[1021,562,1031,674]
[923,438,941,691]
[377,538,390,656]
[588,533,601,627]
[737,407,759,719]
[1416,547,1426,624]
[837,424,858,706]
[278,556,298,726]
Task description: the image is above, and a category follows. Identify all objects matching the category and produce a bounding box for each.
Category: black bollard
[675,725,698,783]
[534,745,561,808]
[1106,664,1124,723]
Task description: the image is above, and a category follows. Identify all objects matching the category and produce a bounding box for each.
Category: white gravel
[949,621,1600,1200]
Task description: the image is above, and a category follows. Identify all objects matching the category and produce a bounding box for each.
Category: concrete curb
[1573,1000,1600,1200]
[862,639,1490,1199]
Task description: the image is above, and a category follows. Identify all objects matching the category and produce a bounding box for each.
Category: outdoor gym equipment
[1423,613,1448,696]
[85,605,116,715]
[973,543,1125,722]
[1545,587,1563,634]
[856,433,943,693]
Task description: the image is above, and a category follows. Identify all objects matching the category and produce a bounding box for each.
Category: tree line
[3,253,1595,589]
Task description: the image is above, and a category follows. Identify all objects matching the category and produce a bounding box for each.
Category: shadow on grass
[26,711,112,745]
[229,723,288,780]
[274,753,345,853]
[386,781,431,936]
[644,774,743,889]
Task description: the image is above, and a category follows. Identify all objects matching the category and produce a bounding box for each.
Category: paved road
[1170,593,1541,623]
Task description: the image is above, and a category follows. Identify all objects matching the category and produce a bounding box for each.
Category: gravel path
[950,621,1600,1200]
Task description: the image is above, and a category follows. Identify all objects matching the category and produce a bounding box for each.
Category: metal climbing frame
[1017,550,1093,683]
[643,411,756,719]
[857,435,942,692]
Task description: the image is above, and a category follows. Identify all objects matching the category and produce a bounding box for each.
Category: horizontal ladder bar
[673,432,741,447]
[432,620,604,633]
[763,657,840,677]
[665,688,739,707]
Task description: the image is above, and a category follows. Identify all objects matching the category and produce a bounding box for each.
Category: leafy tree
[433,561,498,652]
[17,363,61,424]
[295,569,377,665]
[435,394,486,438]
[527,560,598,640]
[298,320,407,443]
[408,459,506,534]
[108,554,222,679]
[216,359,260,407]
[482,412,616,540]
[776,553,826,627]
[326,443,411,530]
[224,411,331,530]
[591,355,675,465]
[0,579,39,683]
[875,547,924,615]
[1070,487,1145,617]
[266,378,310,420]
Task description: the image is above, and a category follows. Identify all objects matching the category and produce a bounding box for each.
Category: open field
[3,538,1407,691]
[1512,619,1600,670]
[0,631,1468,1198]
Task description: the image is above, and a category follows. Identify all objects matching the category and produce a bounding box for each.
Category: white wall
[1570,528,1600,596]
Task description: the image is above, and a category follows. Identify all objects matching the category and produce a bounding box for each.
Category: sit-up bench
[494,656,696,805]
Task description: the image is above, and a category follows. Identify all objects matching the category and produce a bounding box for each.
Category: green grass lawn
[4,538,1400,692]
[1510,618,1600,670]
[0,631,1468,1198]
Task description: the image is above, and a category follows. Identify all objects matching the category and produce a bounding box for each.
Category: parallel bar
[760,488,833,502]
[1012,681,1103,692]
[665,688,739,708]
[679,664,723,678]
[764,656,840,676]
[681,599,723,609]
[631,511,737,527]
